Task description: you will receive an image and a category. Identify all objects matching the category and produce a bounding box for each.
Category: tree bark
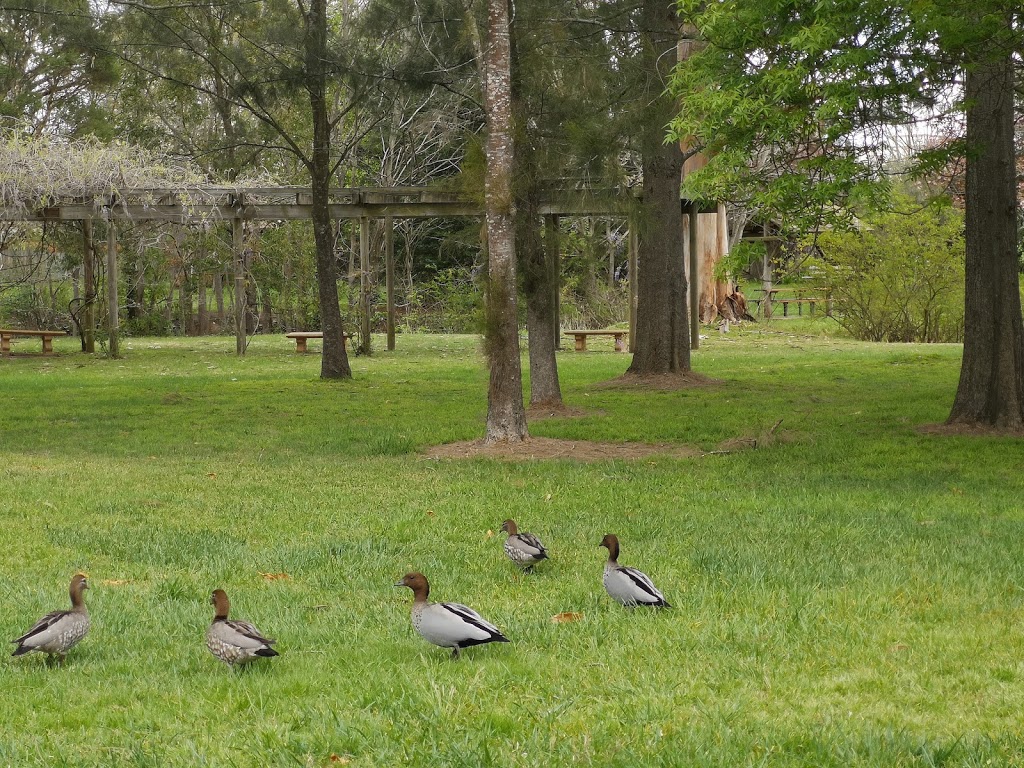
[626,0,689,375]
[480,0,527,442]
[305,0,351,379]
[947,45,1023,428]
[510,8,561,407]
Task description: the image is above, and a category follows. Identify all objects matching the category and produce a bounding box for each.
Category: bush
[817,199,965,343]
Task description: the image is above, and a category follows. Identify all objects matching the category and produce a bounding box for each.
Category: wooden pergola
[2,185,718,356]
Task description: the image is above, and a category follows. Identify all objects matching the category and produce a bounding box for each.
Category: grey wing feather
[226,619,276,646]
[13,610,67,644]
[513,533,548,557]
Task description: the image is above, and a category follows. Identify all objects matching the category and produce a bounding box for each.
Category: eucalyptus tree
[672,0,1022,429]
[112,0,389,378]
[0,0,116,135]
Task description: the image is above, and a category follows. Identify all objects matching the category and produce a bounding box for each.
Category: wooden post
[606,220,615,288]
[106,216,120,358]
[233,216,245,356]
[544,214,561,349]
[628,224,638,352]
[359,216,371,354]
[717,202,729,288]
[385,214,395,351]
[81,218,96,353]
[689,201,700,350]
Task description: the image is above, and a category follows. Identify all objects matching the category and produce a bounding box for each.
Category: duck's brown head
[394,572,430,601]
[599,534,620,561]
[69,573,89,608]
[210,588,230,620]
[500,519,518,535]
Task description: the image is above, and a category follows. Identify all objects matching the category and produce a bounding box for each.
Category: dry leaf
[486,529,494,538]
[328,754,351,765]
[101,579,129,586]
[206,472,217,478]
[551,612,583,624]
[426,510,435,517]
[544,493,552,501]
[889,643,909,653]
[260,572,290,581]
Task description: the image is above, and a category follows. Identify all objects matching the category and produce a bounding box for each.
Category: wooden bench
[564,329,627,353]
[0,329,68,356]
[753,296,829,317]
[285,331,353,353]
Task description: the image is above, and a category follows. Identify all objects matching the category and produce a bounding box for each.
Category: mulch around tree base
[594,371,721,391]
[422,436,703,461]
[918,422,1024,437]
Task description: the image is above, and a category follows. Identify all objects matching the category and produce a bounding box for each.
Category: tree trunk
[480,0,527,442]
[511,7,561,407]
[305,0,351,379]
[947,46,1023,428]
[626,0,689,375]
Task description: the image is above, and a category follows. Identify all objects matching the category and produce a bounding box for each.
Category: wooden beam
[385,214,395,351]
[233,217,245,356]
[106,217,120,358]
[81,218,96,353]
[359,216,371,355]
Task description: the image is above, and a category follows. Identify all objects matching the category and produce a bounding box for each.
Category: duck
[11,573,91,663]
[205,589,279,666]
[500,519,549,571]
[394,572,509,659]
[600,534,670,607]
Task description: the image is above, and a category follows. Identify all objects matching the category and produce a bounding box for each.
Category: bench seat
[0,329,67,355]
[563,329,627,353]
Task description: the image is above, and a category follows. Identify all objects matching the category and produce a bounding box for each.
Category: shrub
[817,199,965,343]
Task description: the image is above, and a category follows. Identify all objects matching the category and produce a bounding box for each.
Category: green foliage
[817,197,965,342]
[671,0,1022,237]
[399,268,483,334]
[123,313,172,338]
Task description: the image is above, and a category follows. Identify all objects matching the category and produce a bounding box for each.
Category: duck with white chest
[600,534,671,608]
[394,572,509,659]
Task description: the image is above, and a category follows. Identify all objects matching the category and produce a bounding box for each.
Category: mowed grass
[2,324,1024,767]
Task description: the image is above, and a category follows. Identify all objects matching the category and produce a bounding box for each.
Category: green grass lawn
[2,324,1024,767]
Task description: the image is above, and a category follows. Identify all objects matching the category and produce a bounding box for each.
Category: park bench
[564,329,627,353]
[0,329,67,356]
[285,331,353,353]
[752,291,831,318]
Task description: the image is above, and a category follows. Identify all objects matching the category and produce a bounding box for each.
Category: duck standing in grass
[394,572,509,659]
[600,534,671,608]
[500,519,548,571]
[11,573,91,663]
[205,589,279,666]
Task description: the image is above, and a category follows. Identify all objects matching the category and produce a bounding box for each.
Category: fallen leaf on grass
[426,509,435,518]
[889,643,909,653]
[486,529,494,538]
[551,612,583,624]
[101,579,130,586]
[328,754,351,764]
[260,572,290,581]
[206,472,217,478]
